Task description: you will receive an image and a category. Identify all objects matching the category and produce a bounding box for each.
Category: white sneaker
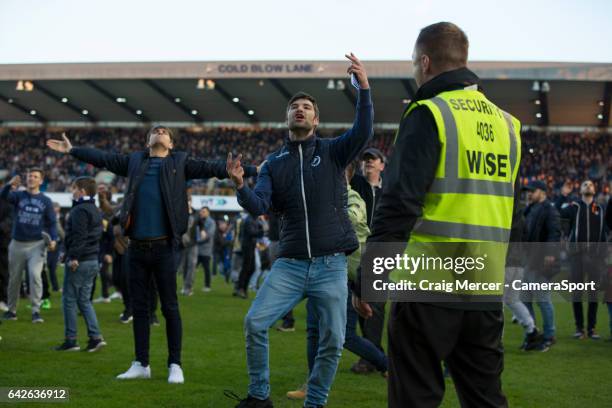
[168,363,184,384]
[0,302,8,312]
[202,287,211,293]
[116,362,151,380]
[93,297,111,304]
[109,292,122,300]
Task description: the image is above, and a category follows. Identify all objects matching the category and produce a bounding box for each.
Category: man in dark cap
[349,147,387,374]
[351,147,385,228]
[521,180,561,348]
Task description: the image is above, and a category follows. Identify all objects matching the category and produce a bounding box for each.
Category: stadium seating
[0,128,609,202]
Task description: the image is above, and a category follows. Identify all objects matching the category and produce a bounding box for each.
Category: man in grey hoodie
[196,207,216,292]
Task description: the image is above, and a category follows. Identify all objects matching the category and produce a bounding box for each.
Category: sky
[0,0,610,64]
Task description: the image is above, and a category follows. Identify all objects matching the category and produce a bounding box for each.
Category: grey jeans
[7,239,46,314]
[178,245,198,291]
[504,266,535,333]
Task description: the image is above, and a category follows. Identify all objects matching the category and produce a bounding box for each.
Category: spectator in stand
[1,128,607,200]
[520,131,610,203]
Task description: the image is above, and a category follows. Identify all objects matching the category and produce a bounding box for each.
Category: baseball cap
[361,147,385,163]
[523,180,547,192]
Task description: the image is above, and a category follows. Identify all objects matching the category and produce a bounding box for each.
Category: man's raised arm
[329,53,374,168]
[46,133,129,177]
[0,175,21,204]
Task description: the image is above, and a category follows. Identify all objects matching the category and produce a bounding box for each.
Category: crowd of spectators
[520,130,611,204]
[0,127,609,201]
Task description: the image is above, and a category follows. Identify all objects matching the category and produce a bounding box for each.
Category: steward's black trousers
[388,302,507,408]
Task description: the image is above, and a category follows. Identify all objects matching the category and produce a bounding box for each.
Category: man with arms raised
[47,127,256,383]
[226,53,373,408]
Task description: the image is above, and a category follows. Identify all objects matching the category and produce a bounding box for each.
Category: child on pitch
[55,177,106,352]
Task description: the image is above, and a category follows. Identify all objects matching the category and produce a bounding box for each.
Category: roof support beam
[35,82,96,122]
[269,79,293,100]
[213,82,259,123]
[0,92,47,122]
[83,80,149,122]
[142,79,203,122]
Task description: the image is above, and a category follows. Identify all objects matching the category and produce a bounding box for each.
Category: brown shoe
[286,384,307,400]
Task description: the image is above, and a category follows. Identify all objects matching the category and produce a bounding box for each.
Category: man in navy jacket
[47,127,256,384]
[227,53,373,408]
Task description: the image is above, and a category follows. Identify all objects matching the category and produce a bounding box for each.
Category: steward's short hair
[416,22,469,71]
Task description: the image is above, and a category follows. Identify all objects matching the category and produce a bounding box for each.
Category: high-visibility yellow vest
[392,88,521,298]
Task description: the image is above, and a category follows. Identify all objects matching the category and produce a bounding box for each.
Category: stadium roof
[0,61,610,129]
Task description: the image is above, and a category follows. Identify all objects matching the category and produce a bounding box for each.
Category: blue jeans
[245,254,347,407]
[62,260,102,340]
[521,268,556,339]
[523,300,555,339]
[306,285,388,373]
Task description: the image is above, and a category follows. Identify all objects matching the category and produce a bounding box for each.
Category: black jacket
[241,215,264,251]
[350,173,381,228]
[267,212,280,242]
[237,89,373,259]
[0,198,12,249]
[65,199,103,262]
[555,195,607,242]
[524,199,561,243]
[70,148,256,243]
[506,207,528,267]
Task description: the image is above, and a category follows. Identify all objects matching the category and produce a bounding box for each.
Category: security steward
[353,22,521,407]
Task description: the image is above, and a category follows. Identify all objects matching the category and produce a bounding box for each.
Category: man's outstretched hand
[345,53,369,90]
[46,132,73,153]
[227,152,245,189]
